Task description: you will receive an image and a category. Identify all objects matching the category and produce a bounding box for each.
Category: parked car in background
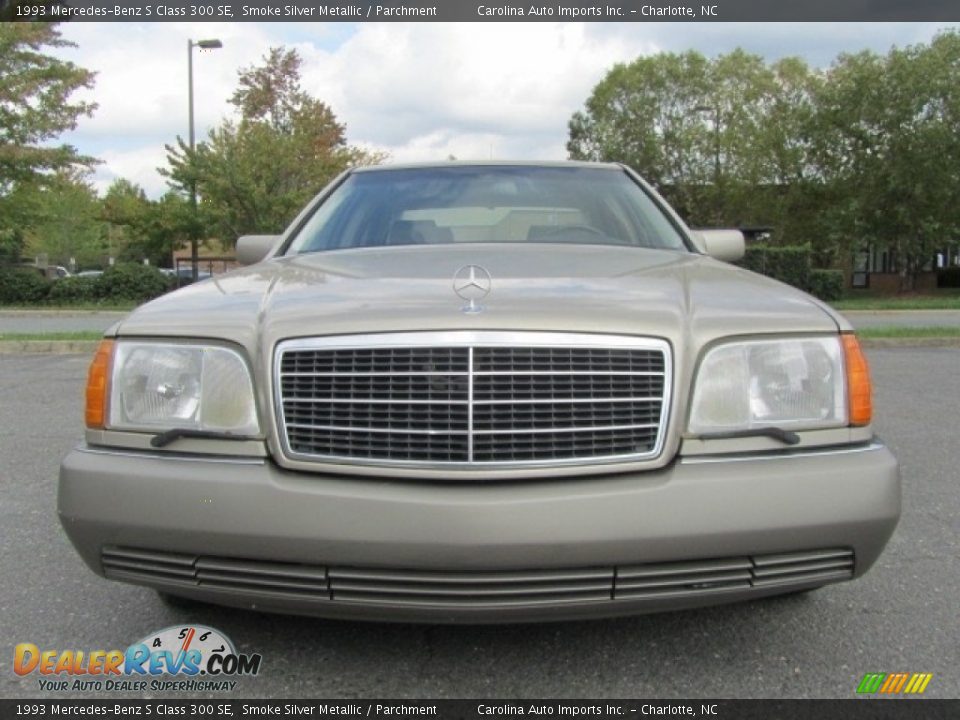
[19,263,71,279]
[59,162,900,623]
[76,270,103,278]
[159,267,212,285]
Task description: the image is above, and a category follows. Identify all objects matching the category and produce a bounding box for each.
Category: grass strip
[833,292,960,310]
[0,331,104,341]
[857,326,960,339]
[0,303,135,312]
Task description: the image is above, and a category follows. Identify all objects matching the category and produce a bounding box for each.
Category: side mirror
[696,229,745,263]
[236,235,281,266]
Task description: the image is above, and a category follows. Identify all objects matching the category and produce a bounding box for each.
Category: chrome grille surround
[273,332,672,472]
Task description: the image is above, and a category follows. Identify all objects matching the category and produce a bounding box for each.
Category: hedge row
[739,244,812,291]
[0,264,173,305]
[938,266,960,288]
[738,244,843,301]
[3,252,851,306]
[807,269,844,302]
[0,267,50,304]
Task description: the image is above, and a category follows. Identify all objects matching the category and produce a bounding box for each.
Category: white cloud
[56,22,292,195]
[297,23,656,150]
[58,23,270,139]
[53,21,960,197]
[93,145,172,197]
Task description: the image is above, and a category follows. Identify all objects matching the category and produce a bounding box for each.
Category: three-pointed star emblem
[452,265,492,312]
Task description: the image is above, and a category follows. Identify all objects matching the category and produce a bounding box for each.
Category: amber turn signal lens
[842,334,872,426]
[85,339,114,429]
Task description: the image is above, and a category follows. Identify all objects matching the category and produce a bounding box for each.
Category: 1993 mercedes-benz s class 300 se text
[58,162,900,623]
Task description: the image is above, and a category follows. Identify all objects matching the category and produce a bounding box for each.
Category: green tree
[24,172,106,268]
[164,47,384,244]
[567,50,713,221]
[815,32,960,289]
[0,22,97,265]
[133,191,193,268]
[0,226,25,265]
[99,180,193,267]
[0,23,97,198]
[100,178,150,263]
[568,50,822,238]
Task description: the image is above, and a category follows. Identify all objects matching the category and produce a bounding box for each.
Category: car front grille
[274,332,671,469]
[101,547,855,609]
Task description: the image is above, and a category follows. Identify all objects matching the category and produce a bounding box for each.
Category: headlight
[106,341,259,435]
[689,336,847,434]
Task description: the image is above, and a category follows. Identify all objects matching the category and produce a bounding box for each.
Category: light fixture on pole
[187,38,222,282]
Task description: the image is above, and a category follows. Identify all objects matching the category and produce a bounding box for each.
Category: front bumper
[58,442,900,623]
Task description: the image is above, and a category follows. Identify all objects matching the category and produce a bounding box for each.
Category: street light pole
[187,38,222,282]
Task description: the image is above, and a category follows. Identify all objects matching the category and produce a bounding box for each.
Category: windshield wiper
[695,427,801,446]
[150,429,256,448]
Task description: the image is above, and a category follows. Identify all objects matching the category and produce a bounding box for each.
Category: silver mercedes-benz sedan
[58,162,900,623]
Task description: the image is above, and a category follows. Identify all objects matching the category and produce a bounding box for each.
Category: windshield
[285,165,690,255]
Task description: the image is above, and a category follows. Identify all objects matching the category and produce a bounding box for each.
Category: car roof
[351,160,625,174]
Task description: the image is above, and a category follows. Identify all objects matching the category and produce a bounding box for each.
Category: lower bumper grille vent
[101,547,854,609]
[749,548,856,588]
[327,567,613,608]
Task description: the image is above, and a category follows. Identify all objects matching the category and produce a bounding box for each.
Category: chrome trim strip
[286,423,464,436]
[282,371,470,378]
[273,451,672,469]
[474,396,662,406]
[282,396,662,406]
[277,331,667,349]
[467,346,475,462]
[679,441,885,465]
[285,422,659,437]
[273,331,673,471]
[471,423,659,436]
[281,371,662,377]
[76,445,266,465]
[285,398,469,405]
[475,370,663,376]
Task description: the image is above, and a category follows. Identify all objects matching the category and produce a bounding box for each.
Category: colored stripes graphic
[856,672,933,694]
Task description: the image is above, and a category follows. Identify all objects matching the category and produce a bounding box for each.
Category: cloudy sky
[52,21,958,197]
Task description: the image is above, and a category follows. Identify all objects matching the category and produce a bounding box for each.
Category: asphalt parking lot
[0,348,957,700]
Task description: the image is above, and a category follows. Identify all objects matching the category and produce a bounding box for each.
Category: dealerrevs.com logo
[14,625,262,692]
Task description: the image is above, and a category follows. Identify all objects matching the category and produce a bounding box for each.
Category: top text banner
[5,0,960,22]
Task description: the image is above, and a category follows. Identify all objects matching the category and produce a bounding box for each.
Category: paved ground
[0,348,956,700]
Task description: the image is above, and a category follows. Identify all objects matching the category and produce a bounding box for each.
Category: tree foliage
[100,179,188,267]
[21,172,106,268]
[568,49,821,236]
[568,34,960,288]
[0,23,97,198]
[814,34,960,288]
[164,47,384,244]
[0,21,98,270]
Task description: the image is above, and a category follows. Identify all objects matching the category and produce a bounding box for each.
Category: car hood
[116,244,843,351]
